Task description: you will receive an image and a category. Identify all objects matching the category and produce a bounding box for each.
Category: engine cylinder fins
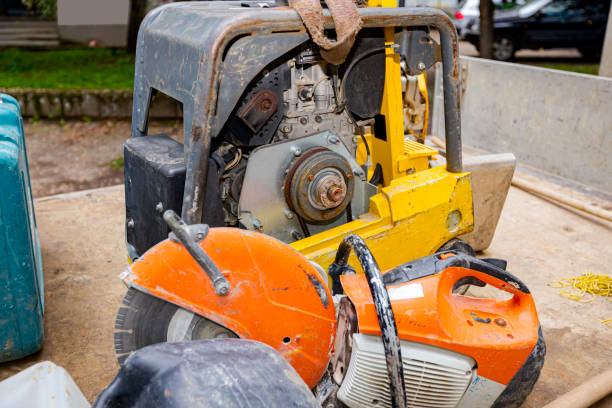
[284,147,354,224]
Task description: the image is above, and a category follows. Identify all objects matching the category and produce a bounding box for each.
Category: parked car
[463,0,611,61]
[453,0,525,39]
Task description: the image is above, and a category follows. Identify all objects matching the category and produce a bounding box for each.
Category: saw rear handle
[163,210,230,296]
[434,252,530,296]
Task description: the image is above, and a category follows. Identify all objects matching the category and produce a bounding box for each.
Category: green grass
[109,156,124,171]
[526,63,600,76]
[0,48,135,89]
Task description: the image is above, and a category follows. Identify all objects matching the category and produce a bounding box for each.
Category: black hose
[296,214,311,238]
[345,108,371,162]
[328,234,407,408]
[346,202,353,223]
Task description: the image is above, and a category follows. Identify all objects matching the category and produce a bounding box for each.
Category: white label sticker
[387,283,424,301]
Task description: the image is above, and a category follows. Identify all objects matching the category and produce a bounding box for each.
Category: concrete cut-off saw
[108,210,545,408]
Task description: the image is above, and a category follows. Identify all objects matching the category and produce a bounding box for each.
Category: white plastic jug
[0,361,90,408]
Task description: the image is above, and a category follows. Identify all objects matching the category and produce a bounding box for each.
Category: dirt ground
[24,119,182,197]
[0,177,610,406]
[5,119,611,406]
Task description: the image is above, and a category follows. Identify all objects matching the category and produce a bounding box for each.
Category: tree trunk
[479,0,494,59]
[127,0,148,54]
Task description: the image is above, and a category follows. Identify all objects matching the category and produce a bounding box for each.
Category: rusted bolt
[260,99,272,110]
[281,125,292,133]
[494,318,507,327]
[315,115,322,123]
[299,117,308,125]
[327,186,345,202]
[313,173,346,209]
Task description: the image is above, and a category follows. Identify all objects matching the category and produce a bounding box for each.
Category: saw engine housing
[329,245,545,408]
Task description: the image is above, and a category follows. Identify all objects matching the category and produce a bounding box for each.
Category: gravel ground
[24,119,183,197]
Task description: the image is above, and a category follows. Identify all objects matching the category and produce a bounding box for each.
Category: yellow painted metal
[289,0,475,281]
[398,139,439,173]
[291,167,474,274]
[371,26,405,186]
[417,73,429,141]
[362,0,433,187]
[357,134,439,179]
[367,0,395,7]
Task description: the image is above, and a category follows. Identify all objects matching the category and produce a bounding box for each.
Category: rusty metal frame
[131,3,462,225]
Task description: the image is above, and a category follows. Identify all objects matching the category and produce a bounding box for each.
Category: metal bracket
[397,30,440,76]
[164,210,230,296]
[169,224,210,244]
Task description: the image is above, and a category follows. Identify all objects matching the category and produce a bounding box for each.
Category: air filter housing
[338,334,475,408]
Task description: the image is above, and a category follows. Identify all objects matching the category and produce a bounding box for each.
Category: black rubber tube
[329,234,406,408]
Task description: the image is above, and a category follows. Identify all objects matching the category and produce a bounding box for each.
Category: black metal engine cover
[124,134,186,257]
[124,134,225,257]
[343,29,386,119]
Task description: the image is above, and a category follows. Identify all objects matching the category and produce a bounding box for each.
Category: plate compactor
[112,1,542,407]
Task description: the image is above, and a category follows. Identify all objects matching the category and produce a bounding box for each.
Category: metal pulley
[284,147,354,224]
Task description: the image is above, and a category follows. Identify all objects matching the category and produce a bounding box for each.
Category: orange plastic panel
[123,228,336,389]
[341,266,540,385]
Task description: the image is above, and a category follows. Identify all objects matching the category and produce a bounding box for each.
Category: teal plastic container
[0,93,44,362]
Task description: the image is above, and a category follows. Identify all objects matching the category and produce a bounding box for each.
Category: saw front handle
[329,234,407,408]
[163,210,230,296]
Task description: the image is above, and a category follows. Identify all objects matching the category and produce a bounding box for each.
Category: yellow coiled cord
[548,272,611,326]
